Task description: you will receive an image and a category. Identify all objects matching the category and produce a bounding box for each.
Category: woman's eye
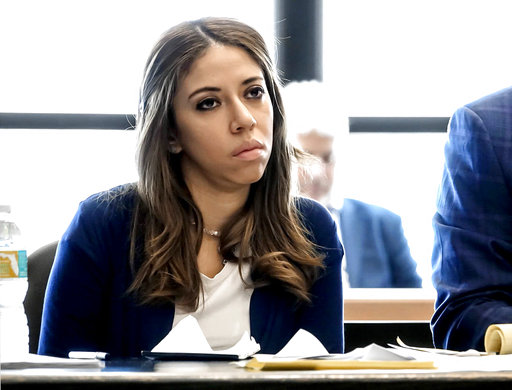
[246,86,264,99]
[196,98,219,111]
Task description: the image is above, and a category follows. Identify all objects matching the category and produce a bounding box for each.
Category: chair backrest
[23,241,58,353]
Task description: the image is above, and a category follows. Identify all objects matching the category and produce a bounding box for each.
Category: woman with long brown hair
[39,17,343,358]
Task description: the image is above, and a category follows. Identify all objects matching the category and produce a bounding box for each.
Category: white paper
[246,332,512,373]
[273,330,412,361]
[275,329,329,358]
[247,333,422,367]
[1,353,104,369]
[151,315,260,359]
[392,337,488,357]
[389,345,512,372]
[351,343,415,361]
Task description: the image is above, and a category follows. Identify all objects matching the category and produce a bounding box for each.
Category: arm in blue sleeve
[38,199,113,357]
[431,105,512,351]
[298,202,344,353]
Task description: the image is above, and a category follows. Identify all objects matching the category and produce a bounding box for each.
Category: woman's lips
[232,140,265,161]
[235,148,264,160]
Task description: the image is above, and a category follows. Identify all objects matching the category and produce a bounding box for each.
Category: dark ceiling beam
[0,113,135,130]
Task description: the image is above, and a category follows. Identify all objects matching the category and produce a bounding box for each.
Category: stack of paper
[389,338,512,372]
[245,330,435,370]
[143,316,435,369]
[142,315,260,360]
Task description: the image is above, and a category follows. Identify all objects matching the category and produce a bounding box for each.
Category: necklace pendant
[203,227,221,238]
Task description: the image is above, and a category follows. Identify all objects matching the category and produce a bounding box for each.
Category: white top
[172,261,253,350]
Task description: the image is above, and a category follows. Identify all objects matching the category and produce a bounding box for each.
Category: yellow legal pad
[245,358,436,371]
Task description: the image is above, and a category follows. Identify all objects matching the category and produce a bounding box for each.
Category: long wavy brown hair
[128,17,324,310]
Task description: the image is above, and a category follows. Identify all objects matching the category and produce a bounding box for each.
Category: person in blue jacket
[283,81,421,288]
[431,86,512,351]
[38,17,343,358]
[339,198,421,288]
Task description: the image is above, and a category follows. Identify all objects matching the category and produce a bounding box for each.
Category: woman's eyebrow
[188,86,220,100]
[242,76,264,85]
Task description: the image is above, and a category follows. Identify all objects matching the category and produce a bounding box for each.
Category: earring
[169,142,182,154]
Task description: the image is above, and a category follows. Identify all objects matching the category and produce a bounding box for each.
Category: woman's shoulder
[74,183,137,228]
[59,184,138,257]
[294,196,337,239]
[295,196,332,221]
[80,183,137,210]
[294,197,343,267]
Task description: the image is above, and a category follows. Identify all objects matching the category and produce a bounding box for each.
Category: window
[324,0,512,289]
[4,0,512,291]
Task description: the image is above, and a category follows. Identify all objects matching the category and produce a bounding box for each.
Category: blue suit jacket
[336,199,421,288]
[431,86,512,351]
[38,185,344,357]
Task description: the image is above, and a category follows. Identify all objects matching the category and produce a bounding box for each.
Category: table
[3,359,512,390]
[344,288,436,321]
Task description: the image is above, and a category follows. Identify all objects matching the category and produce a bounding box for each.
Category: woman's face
[173,44,274,193]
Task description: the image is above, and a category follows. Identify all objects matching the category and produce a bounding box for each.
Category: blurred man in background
[283,81,422,288]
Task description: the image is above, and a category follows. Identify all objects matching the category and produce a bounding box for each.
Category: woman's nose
[230,100,256,133]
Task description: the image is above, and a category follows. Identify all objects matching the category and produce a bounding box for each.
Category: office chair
[23,241,58,354]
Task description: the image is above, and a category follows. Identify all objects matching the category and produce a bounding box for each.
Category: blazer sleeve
[298,200,344,353]
[38,194,128,357]
[431,104,512,351]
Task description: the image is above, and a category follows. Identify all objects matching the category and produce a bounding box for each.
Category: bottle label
[0,250,28,278]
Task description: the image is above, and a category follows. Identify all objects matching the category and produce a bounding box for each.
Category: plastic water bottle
[0,205,29,359]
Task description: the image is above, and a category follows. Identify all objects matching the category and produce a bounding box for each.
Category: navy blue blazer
[431,86,512,351]
[38,185,344,357]
[335,198,421,288]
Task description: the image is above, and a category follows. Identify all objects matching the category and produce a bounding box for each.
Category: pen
[68,351,111,360]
